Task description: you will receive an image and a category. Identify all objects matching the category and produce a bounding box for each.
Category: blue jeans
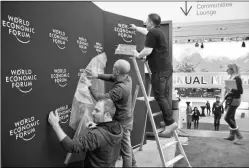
[120,128,136,167]
[224,105,238,129]
[151,70,175,126]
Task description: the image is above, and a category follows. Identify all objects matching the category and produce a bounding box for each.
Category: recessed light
[216,28,227,31]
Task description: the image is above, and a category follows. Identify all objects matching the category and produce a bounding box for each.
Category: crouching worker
[48,98,123,168]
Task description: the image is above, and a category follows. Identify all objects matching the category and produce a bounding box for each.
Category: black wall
[1,2,147,167]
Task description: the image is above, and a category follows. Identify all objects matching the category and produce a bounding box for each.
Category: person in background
[186,102,193,129]
[48,98,123,168]
[206,101,211,116]
[130,13,177,137]
[82,59,137,167]
[219,63,243,144]
[192,107,201,129]
[212,95,224,131]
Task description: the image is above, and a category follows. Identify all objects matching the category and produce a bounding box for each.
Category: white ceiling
[173,19,249,41]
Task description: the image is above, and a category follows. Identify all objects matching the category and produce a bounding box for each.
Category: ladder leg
[139,84,152,151]
[131,85,140,116]
[173,131,191,167]
[131,58,167,167]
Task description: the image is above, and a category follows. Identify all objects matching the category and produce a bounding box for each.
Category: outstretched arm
[85,69,115,82]
[130,24,148,35]
[97,74,116,82]
[89,84,123,102]
[48,111,99,153]
[61,131,100,153]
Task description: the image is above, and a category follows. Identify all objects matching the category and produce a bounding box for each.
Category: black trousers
[193,119,199,129]
[151,70,174,126]
[214,115,221,130]
[207,108,211,115]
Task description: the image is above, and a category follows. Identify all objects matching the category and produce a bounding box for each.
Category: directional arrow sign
[180,1,192,16]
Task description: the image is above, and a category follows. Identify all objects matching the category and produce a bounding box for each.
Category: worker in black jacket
[212,95,224,131]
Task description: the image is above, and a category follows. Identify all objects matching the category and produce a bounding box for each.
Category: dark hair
[148,13,161,26]
[99,98,116,118]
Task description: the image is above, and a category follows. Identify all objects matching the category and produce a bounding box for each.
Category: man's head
[92,99,116,124]
[215,95,221,102]
[145,13,161,30]
[112,59,130,78]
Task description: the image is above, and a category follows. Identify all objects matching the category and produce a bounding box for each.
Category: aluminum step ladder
[130,57,191,167]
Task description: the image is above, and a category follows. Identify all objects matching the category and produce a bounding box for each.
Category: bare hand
[133,50,139,57]
[81,76,92,87]
[86,121,97,128]
[85,69,98,79]
[48,110,60,127]
[130,24,137,30]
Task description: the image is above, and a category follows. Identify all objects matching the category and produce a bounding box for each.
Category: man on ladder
[130,13,178,137]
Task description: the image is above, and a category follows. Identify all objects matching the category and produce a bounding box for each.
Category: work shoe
[223,128,235,141]
[233,127,243,145]
[159,122,177,138]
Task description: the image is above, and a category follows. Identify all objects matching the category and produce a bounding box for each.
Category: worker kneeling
[48,98,123,168]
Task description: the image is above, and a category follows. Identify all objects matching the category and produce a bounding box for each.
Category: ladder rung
[136,96,155,102]
[152,111,162,117]
[165,154,184,167]
[161,140,178,150]
[146,128,164,136]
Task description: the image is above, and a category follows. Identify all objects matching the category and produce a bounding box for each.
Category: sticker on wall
[50,105,71,124]
[50,69,70,87]
[5,69,37,93]
[77,37,89,54]
[49,29,68,49]
[9,116,40,141]
[94,42,104,55]
[114,23,136,43]
[2,15,35,44]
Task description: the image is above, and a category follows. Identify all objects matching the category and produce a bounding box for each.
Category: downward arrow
[180,1,192,16]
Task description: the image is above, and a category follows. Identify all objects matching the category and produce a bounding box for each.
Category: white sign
[2,15,35,43]
[9,116,40,141]
[50,69,70,87]
[95,2,249,23]
[5,69,37,93]
[173,72,249,86]
[49,29,68,49]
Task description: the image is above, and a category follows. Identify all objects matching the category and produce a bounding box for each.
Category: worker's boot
[223,127,235,141]
[233,127,243,145]
[159,122,177,138]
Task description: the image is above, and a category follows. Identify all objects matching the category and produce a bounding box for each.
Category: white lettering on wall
[51,105,71,124]
[2,15,35,43]
[77,37,89,54]
[49,29,68,49]
[50,69,70,87]
[5,69,37,93]
[114,23,136,43]
[9,116,40,141]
